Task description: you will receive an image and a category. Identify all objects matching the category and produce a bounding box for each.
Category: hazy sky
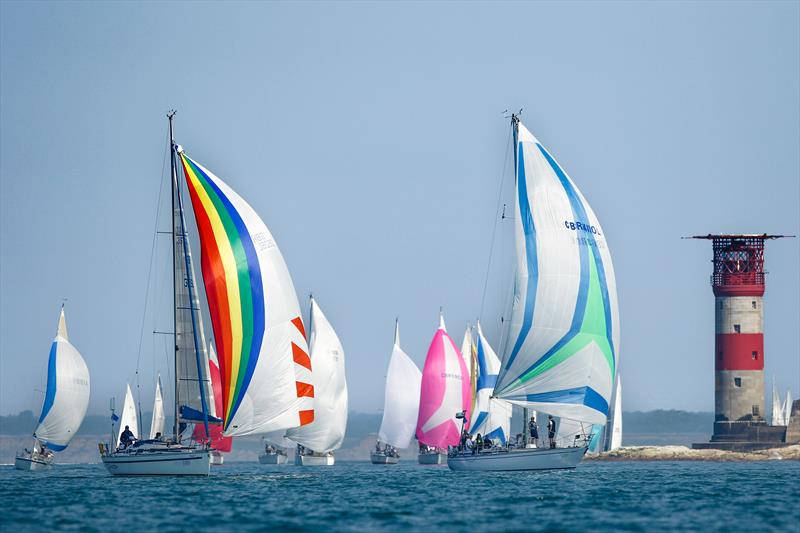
[1,1,798,418]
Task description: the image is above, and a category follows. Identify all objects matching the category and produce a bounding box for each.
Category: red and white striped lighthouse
[690,234,790,437]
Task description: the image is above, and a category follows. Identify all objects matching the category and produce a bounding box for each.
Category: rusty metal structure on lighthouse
[688,233,795,450]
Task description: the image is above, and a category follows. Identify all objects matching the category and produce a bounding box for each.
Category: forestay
[469,323,511,443]
[180,152,313,436]
[378,321,422,449]
[495,120,620,425]
[34,309,90,452]
[416,315,472,448]
[286,298,348,453]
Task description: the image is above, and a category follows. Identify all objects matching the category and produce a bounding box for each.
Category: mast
[168,110,179,441]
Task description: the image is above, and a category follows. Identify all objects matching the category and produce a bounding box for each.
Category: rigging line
[134,126,170,434]
[479,121,513,321]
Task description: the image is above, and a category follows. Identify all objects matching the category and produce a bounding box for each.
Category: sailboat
[416,313,471,465]
[286,297,348,466]
[468,323,512,444]
[115,383,138,446]
[771,380,785,426]
[604,374,622,451]
[372,320,422,464]
[259,431,292,465]
[15,307,90,471]
[100,112,314,475]
[192,345,232,465]
[448,115,620,471]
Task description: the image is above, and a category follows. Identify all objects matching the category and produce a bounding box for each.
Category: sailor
[119,425,135,449]
[529,416,539,446]
[154,432,162,441]
[547,416,556,448]
[460,427,469,450]
[474,433,483,454]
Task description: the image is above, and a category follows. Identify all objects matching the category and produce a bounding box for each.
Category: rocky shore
[587,444,800,461]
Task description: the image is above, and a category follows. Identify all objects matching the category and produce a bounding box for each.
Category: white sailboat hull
[100,448,210,476]
[259,452,288,465]
[447,446,587,472]
[370,451,399,464]
[14,453,52,471]
[209,450,224,466]
[295,454,334,466]
[418,451,447,465]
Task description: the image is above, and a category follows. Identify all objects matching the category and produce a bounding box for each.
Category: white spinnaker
[555,417,588,447]
[286,299,348,452]
[469,323,511,442]
[34,309,90,451]
[378,321,422,448]
[495,121,619,425]
[149,376,165,439]
[117,384,138,444]
[772,382,785,425]
[784,391,794,426]
[182,155,312,436]
[263,431,295,449]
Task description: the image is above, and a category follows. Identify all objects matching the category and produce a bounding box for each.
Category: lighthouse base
[692,421,788,451]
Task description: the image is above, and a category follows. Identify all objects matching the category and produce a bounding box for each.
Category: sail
[555,417,587,447]
[494,120,620,425]
[286,298,348,453]
[784,391,794,426]
[263,431,295,449]
[378,321,422,448]
[469,323,511,443]
[179,151,313,436]
[172,163,216,425]
[460,326,477,422]
[772,382,785,425]
[33,309,90,451]
[416,315,472,448]
[192,345,233,452]
[148,375,165,439]
[117,384,138,444]
[606,374,622,450]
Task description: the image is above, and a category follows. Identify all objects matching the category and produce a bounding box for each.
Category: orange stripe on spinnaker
[291,342,312,371]
[291,317,306,338]
[299,410,314,426]
[295,382,314,398]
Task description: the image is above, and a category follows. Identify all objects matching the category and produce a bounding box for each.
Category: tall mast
[168,110,179,441]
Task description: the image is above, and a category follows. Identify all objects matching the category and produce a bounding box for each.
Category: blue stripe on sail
[40,441,67,452]
[506,386,609,416]
[537,144,615,367]
[503,142,538,373]
[476,336,498,390]
[484,426,507,444]
[469,411,489,434]
[38,341,58,424]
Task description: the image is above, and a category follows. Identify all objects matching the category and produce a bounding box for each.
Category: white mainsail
[606,374,622,450]
[378,320,422,449]
[33,308,90,451]
[117,383,138,444]
[494,119,620,426]
[469,323,511,443]
[149,375,165,439]
[286,298,348,453]
[784,391,794,426]
[772,381,785,426]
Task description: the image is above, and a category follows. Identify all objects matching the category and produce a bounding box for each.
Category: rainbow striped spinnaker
[180,152,313,437]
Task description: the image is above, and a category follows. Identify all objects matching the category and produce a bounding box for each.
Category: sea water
[2,461,798,531]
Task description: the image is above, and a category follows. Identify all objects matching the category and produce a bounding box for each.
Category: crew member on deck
[119,425,135,449]
[547,416,556,448]
[529,416,539,447]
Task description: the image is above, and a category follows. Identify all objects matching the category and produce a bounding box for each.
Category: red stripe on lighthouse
[715,333,764,371]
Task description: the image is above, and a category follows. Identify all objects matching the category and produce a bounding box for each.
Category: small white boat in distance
[448,446,587,472]
[209,450,224,466]
[259,433,291,465]
[16,307,90,471]
[418,447,447,465]
[259,451,288,465]
[295,451,335,466]
[372,320,421,465]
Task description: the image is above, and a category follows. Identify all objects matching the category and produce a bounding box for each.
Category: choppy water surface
[2,460,798,532]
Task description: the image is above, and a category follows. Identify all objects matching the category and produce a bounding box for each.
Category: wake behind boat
[448,114,620,472]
